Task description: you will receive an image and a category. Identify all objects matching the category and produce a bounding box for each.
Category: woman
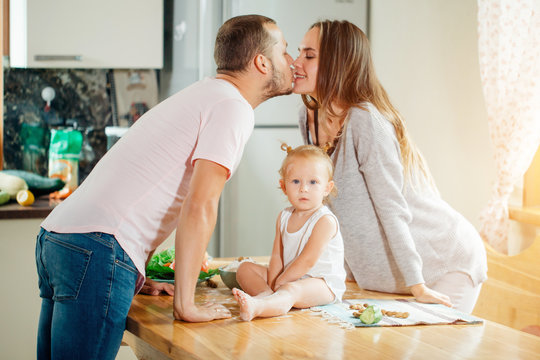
[292,20,487,313]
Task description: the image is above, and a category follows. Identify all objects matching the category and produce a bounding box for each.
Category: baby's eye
[310,180,318,185]
[292,179,300,184]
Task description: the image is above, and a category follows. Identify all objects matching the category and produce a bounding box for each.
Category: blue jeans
[35,228,138,360]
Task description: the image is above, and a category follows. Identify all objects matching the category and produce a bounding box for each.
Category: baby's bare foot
[232,288,258,321]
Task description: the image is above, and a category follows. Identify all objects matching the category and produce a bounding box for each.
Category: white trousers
[428,271,482,314]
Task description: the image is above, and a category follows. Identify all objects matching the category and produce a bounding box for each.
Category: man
[35,15,294,360]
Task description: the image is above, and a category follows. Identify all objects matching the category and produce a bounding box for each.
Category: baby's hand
[272,276,287,291]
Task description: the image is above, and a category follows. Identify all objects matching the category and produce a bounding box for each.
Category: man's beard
[262,61,293,101]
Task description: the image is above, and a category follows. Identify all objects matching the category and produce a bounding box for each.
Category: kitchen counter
[123,258,540,360]
[0,217,44,359]
[0,196,60,219]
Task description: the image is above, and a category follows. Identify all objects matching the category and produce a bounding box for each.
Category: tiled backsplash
[3,68,112,182]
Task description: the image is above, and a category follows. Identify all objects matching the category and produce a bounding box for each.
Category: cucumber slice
[360,305,383,324]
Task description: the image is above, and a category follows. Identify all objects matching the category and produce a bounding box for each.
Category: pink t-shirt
[41,78,254,288]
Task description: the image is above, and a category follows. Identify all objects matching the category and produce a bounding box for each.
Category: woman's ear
[324,180,334,196]
[254,54,270,74]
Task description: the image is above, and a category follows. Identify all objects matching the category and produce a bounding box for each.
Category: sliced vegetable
[359,305,383,325]
[201,257,209,273]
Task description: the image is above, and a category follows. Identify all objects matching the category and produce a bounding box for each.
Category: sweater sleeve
[350,107,425,287]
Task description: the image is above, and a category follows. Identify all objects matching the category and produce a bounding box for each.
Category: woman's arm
[351,108,424,287]
[351,109,451,306]
[273,215,337,290]
[267,214,284,289]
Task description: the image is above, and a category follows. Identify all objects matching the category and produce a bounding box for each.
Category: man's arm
[173,159,232,322]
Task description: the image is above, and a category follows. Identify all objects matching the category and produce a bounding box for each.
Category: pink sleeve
[192,99,253,179]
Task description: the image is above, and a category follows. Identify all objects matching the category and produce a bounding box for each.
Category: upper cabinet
[9,0,163,69]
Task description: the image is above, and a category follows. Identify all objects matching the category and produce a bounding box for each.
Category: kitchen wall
[370,0,495,228]
[2,68,111,181]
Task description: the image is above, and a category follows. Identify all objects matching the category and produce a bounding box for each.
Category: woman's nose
[293,57,302,69]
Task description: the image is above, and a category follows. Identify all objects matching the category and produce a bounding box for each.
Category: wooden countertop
[0,196,59,219]
[123,258,540,359]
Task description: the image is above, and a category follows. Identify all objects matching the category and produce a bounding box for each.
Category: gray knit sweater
[299,104,487,294]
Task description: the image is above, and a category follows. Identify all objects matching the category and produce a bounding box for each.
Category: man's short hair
[214,15,276,73]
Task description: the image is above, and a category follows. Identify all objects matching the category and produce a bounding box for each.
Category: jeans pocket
[42,236,92,301]
[114,258,138,275]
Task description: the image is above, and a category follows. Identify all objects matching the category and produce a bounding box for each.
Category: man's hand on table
[174,302,231,322]
[410,283,453,308]
[140,278,174,296]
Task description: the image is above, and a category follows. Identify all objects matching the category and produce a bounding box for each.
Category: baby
[233,144,346,321]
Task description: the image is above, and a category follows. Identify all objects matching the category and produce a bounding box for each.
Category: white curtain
[478,0,540,253]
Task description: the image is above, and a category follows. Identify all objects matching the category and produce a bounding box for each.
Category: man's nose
[287,53,294,65]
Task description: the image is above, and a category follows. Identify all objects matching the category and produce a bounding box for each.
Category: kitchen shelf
[0,196,60,219]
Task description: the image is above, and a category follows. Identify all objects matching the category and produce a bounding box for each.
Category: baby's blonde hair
[279,144,337,201]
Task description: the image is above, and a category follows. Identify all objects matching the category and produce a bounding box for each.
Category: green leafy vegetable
[146,248,218,282]
[199,268,220,281]
[146,248,175,280]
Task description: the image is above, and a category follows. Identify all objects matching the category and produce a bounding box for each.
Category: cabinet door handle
[34,55,83,61]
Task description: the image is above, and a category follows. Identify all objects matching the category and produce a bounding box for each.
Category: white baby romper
[280,205,347,302]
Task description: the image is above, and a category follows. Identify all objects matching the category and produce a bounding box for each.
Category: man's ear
[254,54,270,74]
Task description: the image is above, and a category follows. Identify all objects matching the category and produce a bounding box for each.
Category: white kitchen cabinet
[10,0,163,68]
[0,218,43,359]
[0,217,159,359]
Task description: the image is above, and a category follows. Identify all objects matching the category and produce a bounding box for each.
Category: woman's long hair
[305,20,434,187]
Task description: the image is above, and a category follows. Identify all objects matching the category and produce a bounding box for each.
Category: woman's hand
[410,283,453,308]
[173,302,231,322]
[140,278,174,296]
